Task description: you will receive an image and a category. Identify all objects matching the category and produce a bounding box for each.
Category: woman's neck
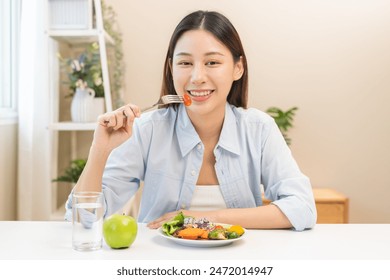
[187,105,225,142]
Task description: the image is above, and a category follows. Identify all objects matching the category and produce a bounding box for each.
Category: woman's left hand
[147,211,182,229]
[147,210,199,229]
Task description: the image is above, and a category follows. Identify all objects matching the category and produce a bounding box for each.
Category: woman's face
[171,29,243,117]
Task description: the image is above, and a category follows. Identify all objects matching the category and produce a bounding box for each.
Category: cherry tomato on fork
[183,93,192,106]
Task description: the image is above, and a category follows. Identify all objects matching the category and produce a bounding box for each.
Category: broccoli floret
[208,229,227,240]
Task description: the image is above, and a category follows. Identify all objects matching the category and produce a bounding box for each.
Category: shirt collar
[218,103,241,156]
[176,105,202,157]
[175,103,241,157]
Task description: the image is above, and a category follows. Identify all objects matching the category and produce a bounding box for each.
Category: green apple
[103,214,138,249]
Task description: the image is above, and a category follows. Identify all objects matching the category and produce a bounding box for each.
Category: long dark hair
[160,10,248,108]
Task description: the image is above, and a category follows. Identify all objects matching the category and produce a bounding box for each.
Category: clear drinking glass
[72,191,103,251]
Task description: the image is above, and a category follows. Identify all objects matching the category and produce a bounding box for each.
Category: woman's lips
[188,90,213,96]
[187,90,214,102]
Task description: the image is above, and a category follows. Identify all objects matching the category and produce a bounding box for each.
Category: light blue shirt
[66,103,316,231]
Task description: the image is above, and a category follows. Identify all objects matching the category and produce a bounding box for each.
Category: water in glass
[72,192,103,251]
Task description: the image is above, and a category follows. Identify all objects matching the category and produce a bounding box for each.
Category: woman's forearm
[74,145,111,193]
[73,103,140,193]
[148,205,293,230]
[194,204,292,229]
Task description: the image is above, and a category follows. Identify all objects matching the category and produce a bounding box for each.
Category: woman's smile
[172,29,243,115]
[187,89,215,102]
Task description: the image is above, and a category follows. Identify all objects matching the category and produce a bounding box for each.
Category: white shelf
[46,0,113,221]
[49,122,97,131]
[48,29,114,45]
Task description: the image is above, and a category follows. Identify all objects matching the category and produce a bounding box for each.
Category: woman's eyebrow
[174,51,225,57]
[175,52,191,57]
[205,51,225,56]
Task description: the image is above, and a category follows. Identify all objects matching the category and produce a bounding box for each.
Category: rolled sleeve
[270,177,317,231]
[64,195,72,221]
[261,116,317,230]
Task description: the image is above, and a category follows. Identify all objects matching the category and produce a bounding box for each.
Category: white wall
[105,0,390,223]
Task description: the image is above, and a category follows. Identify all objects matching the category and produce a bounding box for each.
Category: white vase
[89,97,105,121]
[70,87,95,122]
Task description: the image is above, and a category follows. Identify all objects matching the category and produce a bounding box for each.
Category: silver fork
[140,95,183,112]
[103,95,183,124]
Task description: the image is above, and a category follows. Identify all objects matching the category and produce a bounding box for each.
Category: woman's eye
[177,61,191,66]
[206,61,220,66]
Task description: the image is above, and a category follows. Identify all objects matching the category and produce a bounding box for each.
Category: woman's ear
[233,56,244,81]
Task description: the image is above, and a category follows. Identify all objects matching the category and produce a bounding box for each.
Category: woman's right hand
[93,103,141,152]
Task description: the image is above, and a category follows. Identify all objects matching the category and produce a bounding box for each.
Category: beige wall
[106,0,390,223]
[4,1,388,222]
[0,123,17,220]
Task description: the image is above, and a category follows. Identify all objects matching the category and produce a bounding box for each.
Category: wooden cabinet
[313,188,349,223]
[263,188,349,224]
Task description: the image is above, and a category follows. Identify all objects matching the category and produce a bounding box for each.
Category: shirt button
[197,144,202,150]
[191,170,196,176]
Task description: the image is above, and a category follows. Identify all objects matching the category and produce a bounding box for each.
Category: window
[0,0,20,121]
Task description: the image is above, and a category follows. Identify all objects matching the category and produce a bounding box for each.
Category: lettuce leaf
[162,212,185,236]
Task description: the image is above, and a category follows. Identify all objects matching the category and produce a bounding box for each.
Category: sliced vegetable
[162,212,185,236]
[161,213,245,240]
[228,225,245,236]
[227,231,239,239]
[177,227,207,240]
[208,229,227,240]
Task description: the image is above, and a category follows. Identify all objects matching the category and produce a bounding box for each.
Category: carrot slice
[177,227,206,240]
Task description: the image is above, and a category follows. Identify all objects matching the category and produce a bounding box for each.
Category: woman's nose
[190,64,206,84]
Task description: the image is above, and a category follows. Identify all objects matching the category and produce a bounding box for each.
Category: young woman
[66,10,316,231]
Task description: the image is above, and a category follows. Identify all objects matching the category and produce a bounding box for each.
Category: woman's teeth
[188,90,213,97]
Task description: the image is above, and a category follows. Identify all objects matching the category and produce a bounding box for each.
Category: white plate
[157,225,245,248]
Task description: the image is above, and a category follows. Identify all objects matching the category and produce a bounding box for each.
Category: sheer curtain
[17,0,51,220]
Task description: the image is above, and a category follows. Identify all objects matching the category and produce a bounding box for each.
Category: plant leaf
[52,159,87,183]
[266,106,298,145]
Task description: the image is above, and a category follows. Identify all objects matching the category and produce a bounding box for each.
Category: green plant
[59,43,104,97]
[266,106,298,145]
[102,0,125,108]
[57,1,125,105]
[52,159,87,184]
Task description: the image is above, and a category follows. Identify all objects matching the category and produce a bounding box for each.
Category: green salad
[162,212,185,236]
